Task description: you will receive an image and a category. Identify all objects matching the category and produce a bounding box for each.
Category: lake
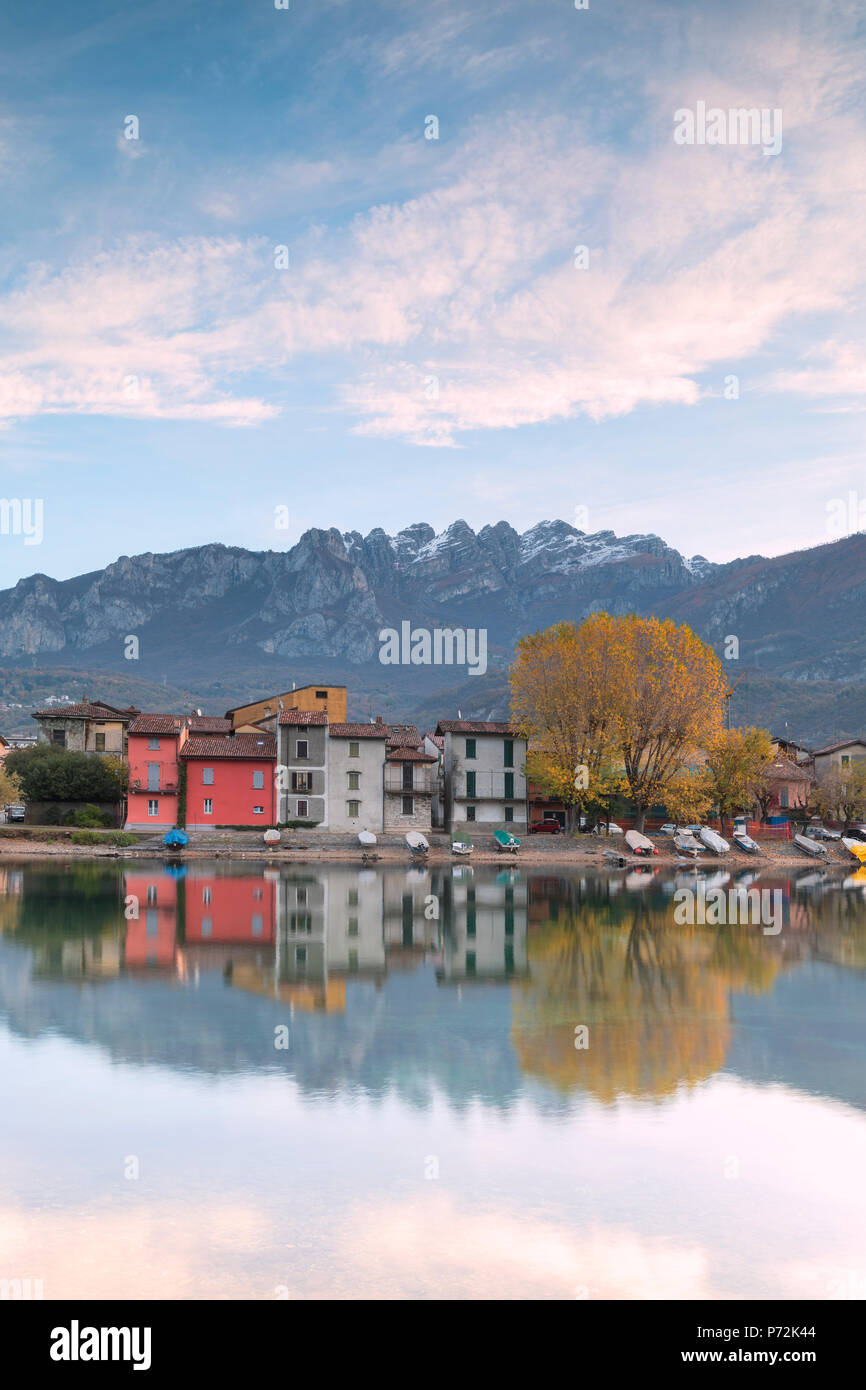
[1,857,865,1300]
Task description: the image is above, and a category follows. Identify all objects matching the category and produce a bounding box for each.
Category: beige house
[31,700,139,757]
[384,724,436,832]
[812,739,866,782]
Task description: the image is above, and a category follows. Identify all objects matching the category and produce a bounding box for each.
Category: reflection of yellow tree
[512,900,781,1102]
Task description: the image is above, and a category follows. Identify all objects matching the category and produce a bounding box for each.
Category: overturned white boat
[451,840,473,856]
[794,833,828,859]
[699,827,730,854]
[674,829,703,857]
[406,831,429,854]
[625,829,657,856]
[733,831,761,855]
[358,830,377,848]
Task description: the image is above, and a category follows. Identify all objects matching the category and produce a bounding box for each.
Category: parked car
[595,821,624,835]
[659,824,678,837]
[529,819,562,834]
[6,804,25,822]
[808,825,842,841]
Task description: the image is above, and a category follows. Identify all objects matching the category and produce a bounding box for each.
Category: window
[466,951,476,976]
[253,770,264,790]
[296,739,309,759]
[51,729,66,746]
[147,799,159,817]
[203,887,212,905]
[95,733,105,751]
[201,917,212,937]
[148,737,161,751]
[465,737,476,759]
[295,946,307,967]
[253,888,263,900]
[402,764,414,790]
[504,739,514,767]
[466,805,476,821]
[504,772,514,799]
[251,914,263,936]
[291,913,312,933]
[349,741,360,757]
[253,806,264,814]
[505,805,514,821]
[780,788,789,808]
[146,885,157,905]
[292,772,311,791]
[147,763,160,791]
[347,800,360,818]
[466,771,476,797]
[297,799,309,817]
[348,771,360,790]
[348,950,359,972]
[204,798,213,815]
[842,754,850,766]
[315,690,328,700]
[402,795,414,816]
[202,768,214,785]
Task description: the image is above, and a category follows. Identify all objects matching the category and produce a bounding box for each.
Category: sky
[0,0,864,588]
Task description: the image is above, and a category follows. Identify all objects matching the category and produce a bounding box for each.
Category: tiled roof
[181,733,276,760]
[386,723,422,747]
[278,710,329,726]
[766,756,812,781]
[128,714,181,735]
[328,723,388,739]
[32,701,139,720]
[812,739,866,756]
[188,715,232,733]
[436,720,519,736]
[387,747,436,762]
[425,733,444,750]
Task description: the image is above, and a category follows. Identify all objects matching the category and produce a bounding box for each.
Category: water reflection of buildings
[5,862,530,1002]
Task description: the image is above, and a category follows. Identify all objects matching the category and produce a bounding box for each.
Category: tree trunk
[635,806,646,832]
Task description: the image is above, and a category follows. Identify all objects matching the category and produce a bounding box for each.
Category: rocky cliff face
[1,521,865,741]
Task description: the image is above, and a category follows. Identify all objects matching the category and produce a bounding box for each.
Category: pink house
[181,733,277,829]
[126,715,186,830]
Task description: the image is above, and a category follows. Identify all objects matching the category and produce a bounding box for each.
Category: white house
[326,721,388,832]
[435,720,527,833]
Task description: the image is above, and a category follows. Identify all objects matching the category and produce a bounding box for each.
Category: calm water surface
[1,857,865,1300]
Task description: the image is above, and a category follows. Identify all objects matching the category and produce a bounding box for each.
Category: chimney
[376,715,383,724]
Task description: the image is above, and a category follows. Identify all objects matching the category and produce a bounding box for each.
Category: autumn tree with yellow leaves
[704,727,775,827]
[511,614,728,829]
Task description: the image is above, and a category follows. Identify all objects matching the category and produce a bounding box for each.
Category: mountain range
[1,519,864,743]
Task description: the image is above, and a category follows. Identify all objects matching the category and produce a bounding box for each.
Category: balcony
[385,766,433,794]
[131,782,178,794]
[453,771,521,799]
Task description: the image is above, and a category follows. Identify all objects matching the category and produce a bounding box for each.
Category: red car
[529,819,563,834]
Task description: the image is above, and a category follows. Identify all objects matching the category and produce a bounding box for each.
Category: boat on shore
[358,830,377,848]
[603,848,628,867]
[699,827,730,854]
[733,831,761,855]
[163,828,189,849]
[842,837,866,865]
[493,829,520,853]
[406,831,429,855]
[794,833,828,859]
[625,829,657,856]
[451,840,473,856]
[674,829,703,857]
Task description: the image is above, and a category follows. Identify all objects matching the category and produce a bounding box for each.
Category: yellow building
[226,684,347,731]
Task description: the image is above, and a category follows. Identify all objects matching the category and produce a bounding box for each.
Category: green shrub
[64,804,111,828]
[69,830,136,846]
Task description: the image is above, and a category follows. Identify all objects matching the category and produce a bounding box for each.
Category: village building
[811,739,866,782]
[126,714,186,830]
[31,699,139,756]
[435,720,528,833]
[269,709,329,825]
[180,732,277,829]
[384,724,436,832]
[758,753,812,816]
[225,684,347,732]
[326,721,387,832]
